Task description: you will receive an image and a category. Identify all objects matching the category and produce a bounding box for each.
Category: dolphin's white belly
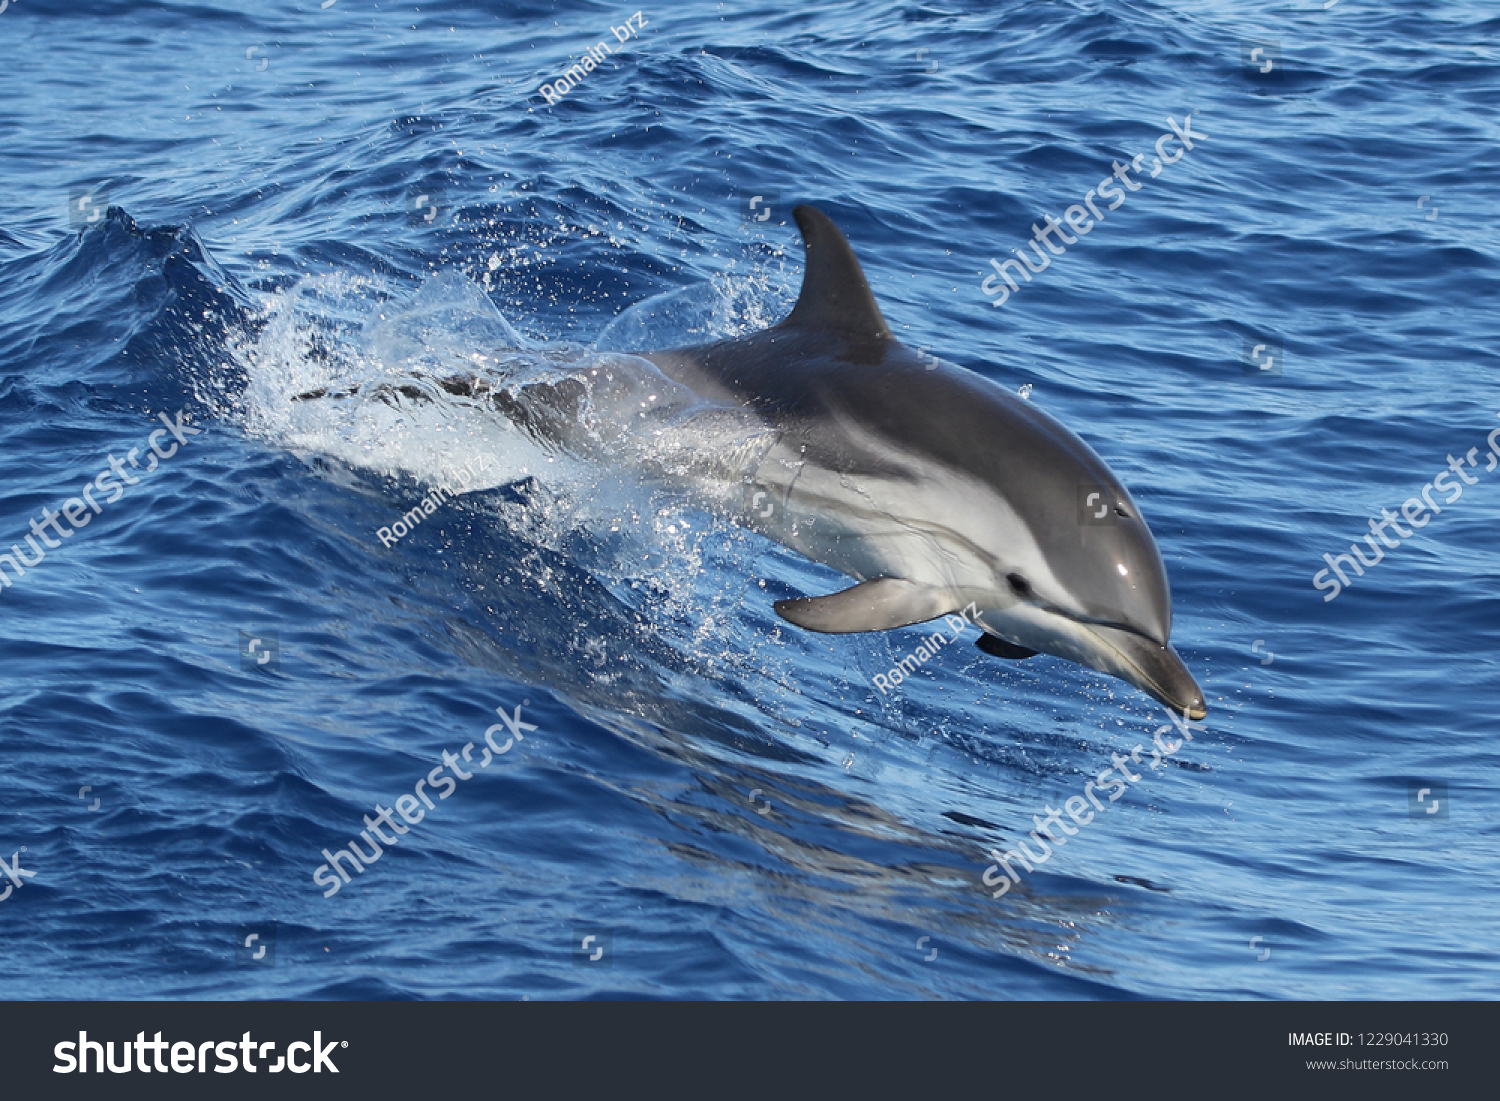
[742,436,1028,600]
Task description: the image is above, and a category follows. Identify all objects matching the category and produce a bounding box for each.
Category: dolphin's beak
[1091,625,1207,720]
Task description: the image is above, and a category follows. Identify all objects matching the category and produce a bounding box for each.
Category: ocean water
[1,0,1497,1001]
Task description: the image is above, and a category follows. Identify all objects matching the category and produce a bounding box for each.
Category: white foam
[228,265,795,560]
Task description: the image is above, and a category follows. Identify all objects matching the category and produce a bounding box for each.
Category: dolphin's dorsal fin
[779,205,892,341]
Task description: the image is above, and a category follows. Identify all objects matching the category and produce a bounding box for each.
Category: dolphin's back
[639,324,1125,523]
[635,203,1120,502]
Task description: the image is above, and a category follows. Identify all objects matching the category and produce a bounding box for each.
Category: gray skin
[633,204,1207,720]
[306,205,1207,719]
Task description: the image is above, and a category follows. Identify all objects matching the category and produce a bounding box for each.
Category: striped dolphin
[295,204,1206,719]
[634,205,1207,719]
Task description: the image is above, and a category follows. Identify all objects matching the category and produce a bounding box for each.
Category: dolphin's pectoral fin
[773,578,952,634]
[975,634,1039,660]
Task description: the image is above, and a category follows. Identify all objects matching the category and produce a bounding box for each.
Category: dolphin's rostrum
[634,205,1207,719]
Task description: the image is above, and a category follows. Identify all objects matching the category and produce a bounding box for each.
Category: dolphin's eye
[1114,506,1130,518]
[1007,573,1032,597]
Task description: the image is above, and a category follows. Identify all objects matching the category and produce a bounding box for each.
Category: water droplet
[1018,384,1033,400]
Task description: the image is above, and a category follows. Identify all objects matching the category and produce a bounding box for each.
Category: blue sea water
[1,0,1497,1001]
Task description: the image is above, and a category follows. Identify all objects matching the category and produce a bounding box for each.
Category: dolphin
[295,205,1206,719]
[631,205,1206,719]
